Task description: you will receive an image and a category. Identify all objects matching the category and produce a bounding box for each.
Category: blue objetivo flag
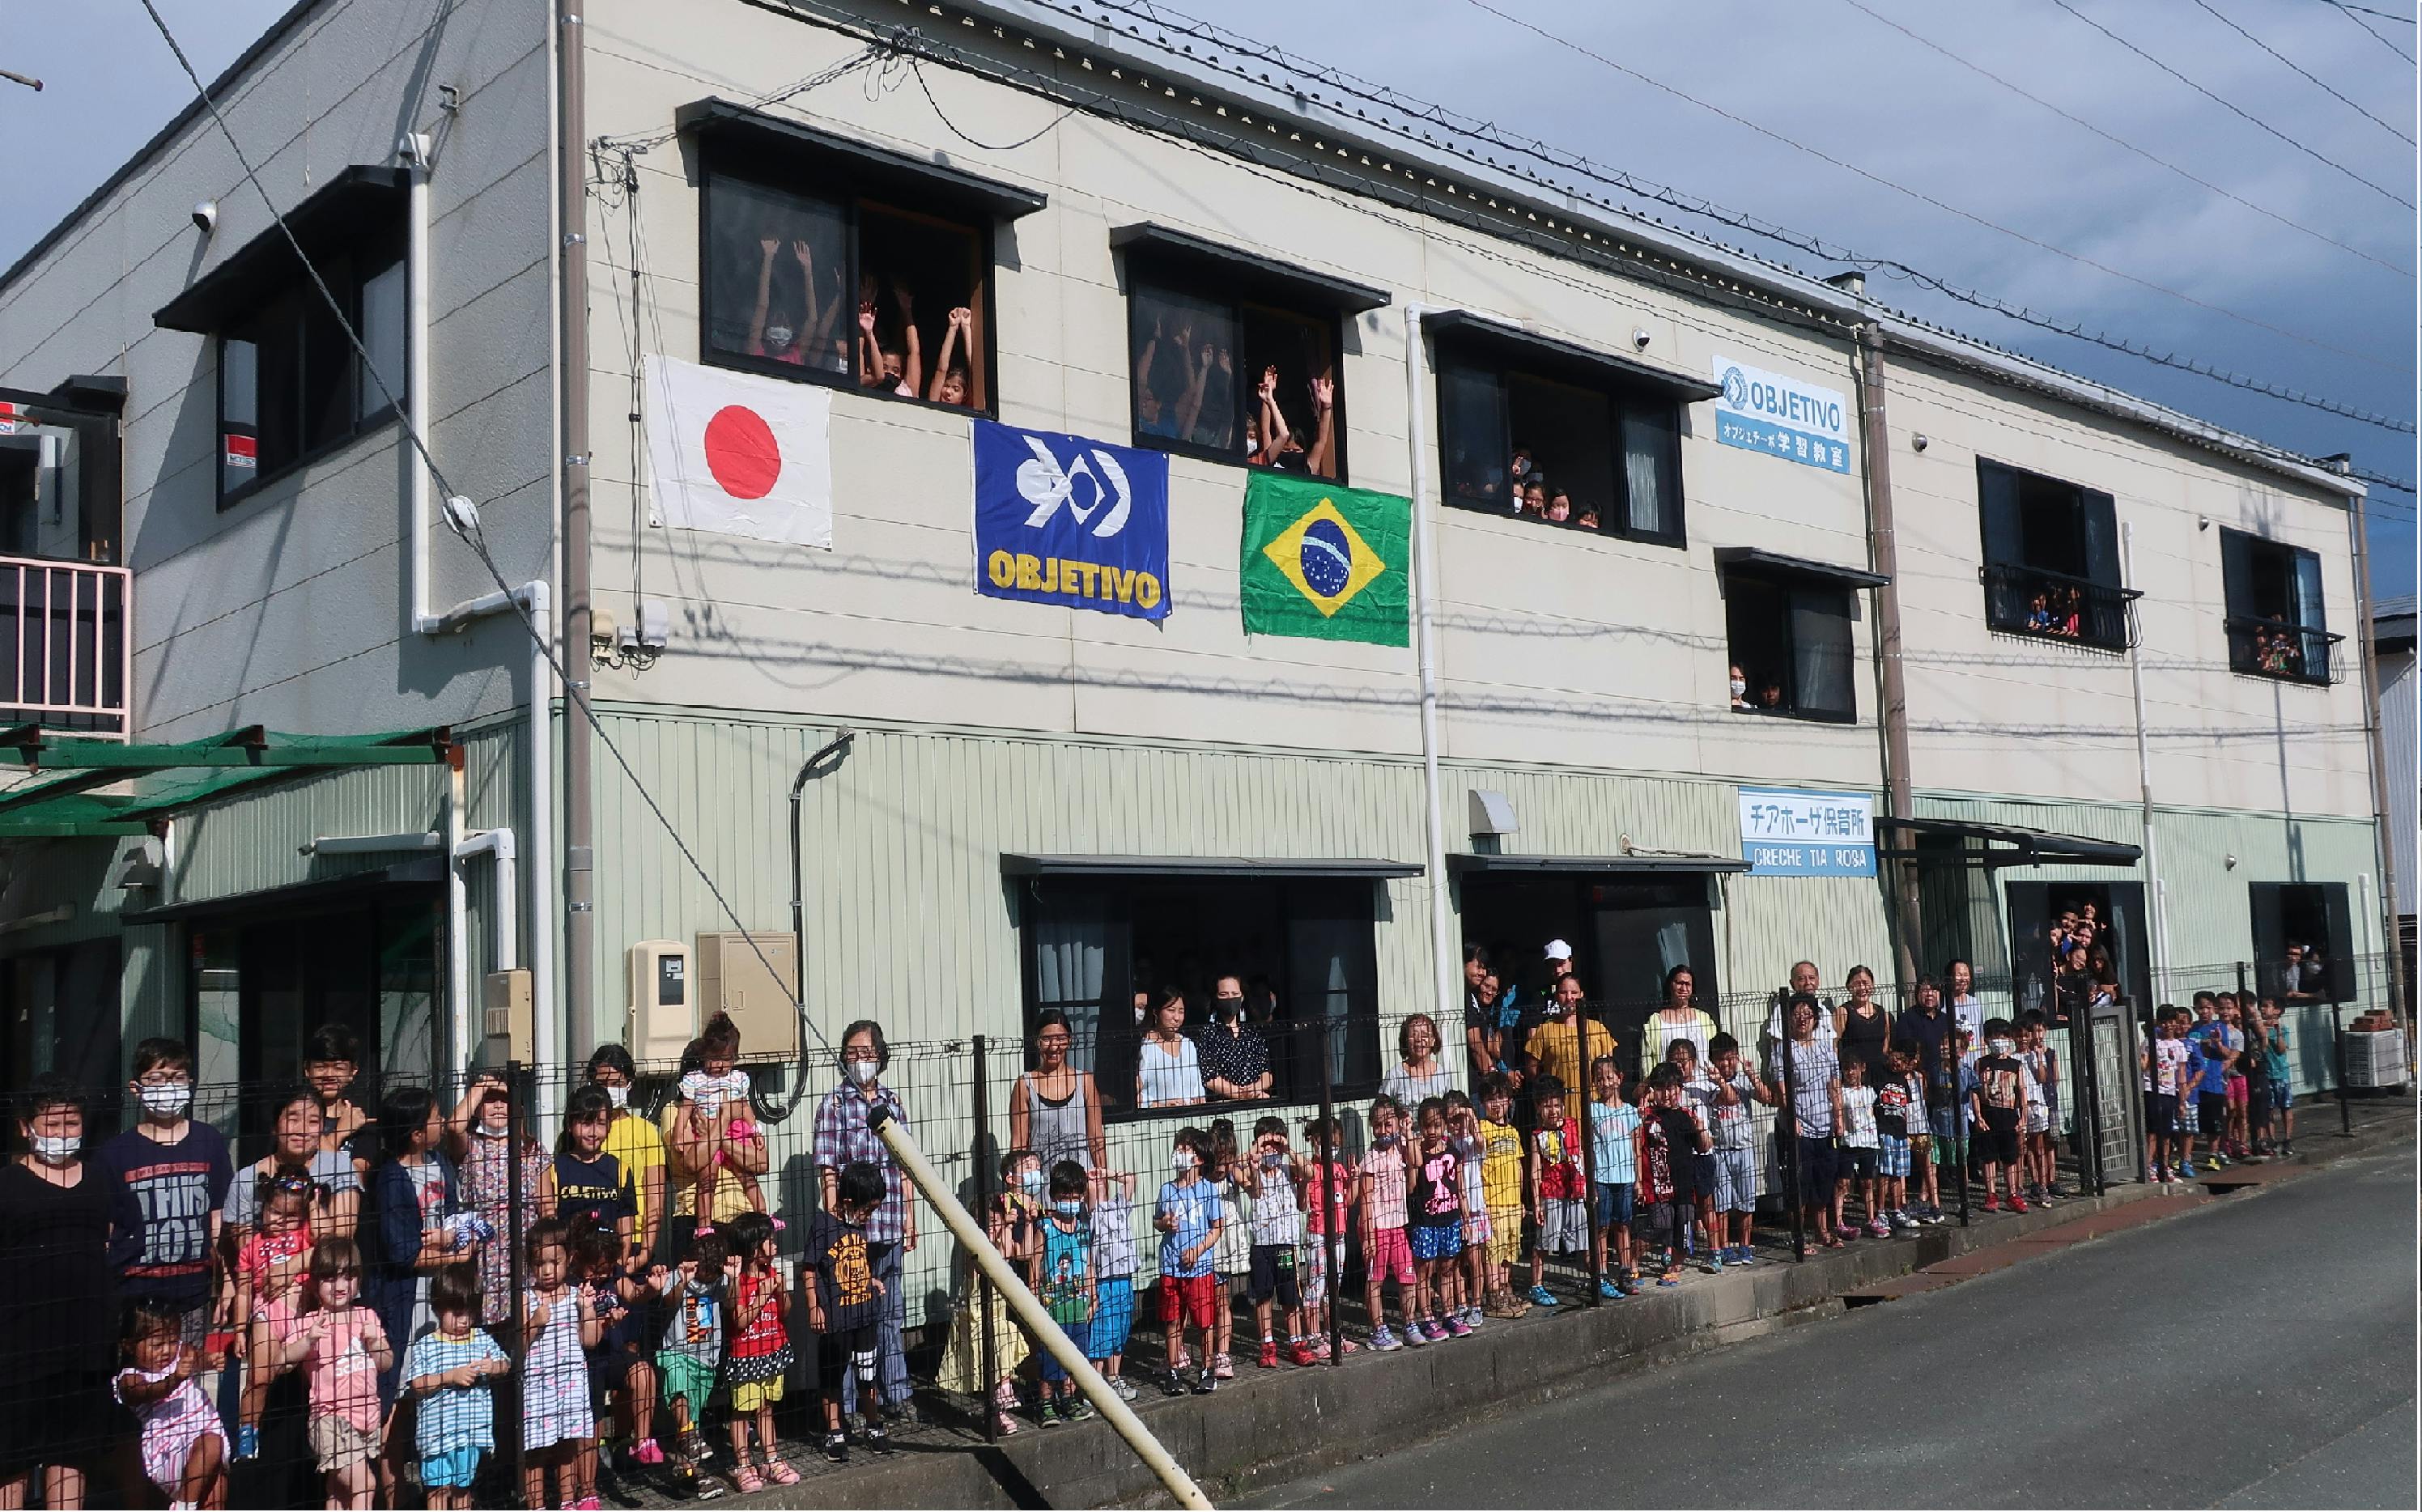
[973,419,1171,621]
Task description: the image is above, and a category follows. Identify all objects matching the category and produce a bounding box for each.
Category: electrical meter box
[627,939,693,1064]
[482,968,532,1063]
[694,932,800,1062]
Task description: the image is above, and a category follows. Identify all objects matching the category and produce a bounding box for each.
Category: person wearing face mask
[1197,975,1273,1102]
[584,1045,668,1264]
[812,1020,916,1425]
[0,1072,121,1511]
[1728,663,1750,711]
[99,1037,233,1374]
[1968,1019,2029,1213]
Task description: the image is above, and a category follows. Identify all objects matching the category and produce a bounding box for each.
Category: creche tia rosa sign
[1738,787,1876,877]
[1712,355,1850,474]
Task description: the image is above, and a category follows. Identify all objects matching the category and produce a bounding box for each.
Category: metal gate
[2067,1003,2144,1187]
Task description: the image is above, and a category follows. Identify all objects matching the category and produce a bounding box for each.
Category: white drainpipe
[1401,304,1459,1021]
[399,133,559,1104]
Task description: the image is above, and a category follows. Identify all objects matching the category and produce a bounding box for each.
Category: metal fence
[0,953,2403,1504]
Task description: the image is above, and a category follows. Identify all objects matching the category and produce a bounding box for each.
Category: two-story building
[0,0,2396,1217]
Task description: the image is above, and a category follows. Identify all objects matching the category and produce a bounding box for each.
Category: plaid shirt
[812,1083,912,1242]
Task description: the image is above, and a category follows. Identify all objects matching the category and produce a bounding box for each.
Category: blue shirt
[2188,1022,2237,1094]
[1589,1100,1641,1184]
[1156,1178,1221,1280]
[402,1327,508,1455]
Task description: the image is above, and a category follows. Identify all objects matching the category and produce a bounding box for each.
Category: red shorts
[1366,1227,1414,1286]
[1157,1271,1217,1329]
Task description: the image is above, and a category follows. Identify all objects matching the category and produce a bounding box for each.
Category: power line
[1835,0,2406,275]
[1059,0,2416,428]
[2192,0,2416,147]
[2316,0,2415,26]
[2333,0,2420,62]
[2047,0,2414,209]
[1448,0,2415,357]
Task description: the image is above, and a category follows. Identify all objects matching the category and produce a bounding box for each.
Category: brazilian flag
[1239,472,1410,646]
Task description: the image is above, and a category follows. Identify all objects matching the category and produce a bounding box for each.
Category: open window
[1428,311,1710,546]
[2250,881,2354,1004]
[2220,529,2338,685]
[1976,458,2135,651]
[1717,549,1883,723]
[152,167,408,507]
[1114,225,1384,480]
[689,99,1047,414]
[1012,858,1397,1121]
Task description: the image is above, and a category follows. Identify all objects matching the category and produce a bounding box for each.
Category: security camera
[1630,327,1652,351]
[191,200,217,236]
[1911,433,1929,452]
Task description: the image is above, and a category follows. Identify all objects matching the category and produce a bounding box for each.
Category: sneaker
[1039,1401,1062,1427]
[2178,1160,2198,1178]
[1258,1339,1280,1370]
[2010,1196,2029,1213]
[630,1438,666,1467]
[1110,1376,1138,1401]
[1461,1306,1484,1329]
[1526,1283,1558,1307]
[1867,1218,1889,1238]
[1191,1369,1216,1395]
[1445,1316,1473,1339]
[1982,1196,2002,1213]
[1598,1276,1624,1299]
[865,1424,893,1455]
[1290,1340,1319,1367]
[1067,1398,1098,1423]
[1891,1212,1917,1231]
[1837,1222,1861,1240]
[1424,1319,1451,1343]
[1212,1353,1235,1380]
[1658,1268,1681,1288]
[1401,1320,1428,1347]
[1732,1246,1757,1264]
[573,1500,602,1511]
[822,1431,848,1464]
[236,1425,260,1462]
[1370,1326,1404,1353]
[1336,1336,1361,1354]
[2211,1152,2231,1168]
[1162,1372,1188,1398]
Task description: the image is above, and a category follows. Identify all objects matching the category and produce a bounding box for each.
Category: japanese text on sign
[1713,356,1851,475]
[1738,788,1876,877]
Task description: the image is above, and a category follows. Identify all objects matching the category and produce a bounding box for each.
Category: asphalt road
[1243,1147,2419,1510]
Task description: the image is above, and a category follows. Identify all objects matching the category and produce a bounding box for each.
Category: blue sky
[3,0,2412,598]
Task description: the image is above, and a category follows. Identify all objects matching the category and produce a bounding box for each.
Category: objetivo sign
[1713,356,1850,474]
[1738,787,1876,877]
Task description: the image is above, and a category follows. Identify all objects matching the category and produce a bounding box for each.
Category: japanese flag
[644,354,833,549]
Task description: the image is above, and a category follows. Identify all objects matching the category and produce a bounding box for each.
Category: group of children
[2140,990,2297,1186]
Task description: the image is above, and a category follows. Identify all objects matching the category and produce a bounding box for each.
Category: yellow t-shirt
[659,1103,756,1223]
[605,1111,666,1234]
[1477,1118,1524,1212]
[1525,1016,1615,1097]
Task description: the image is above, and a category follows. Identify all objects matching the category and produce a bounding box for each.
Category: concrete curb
[737,1108,2414,1510]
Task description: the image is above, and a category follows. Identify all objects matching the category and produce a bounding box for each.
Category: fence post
[506,1059,529,1496]
[1951,1034,1970,1228]
[2333,1009,2355,1137]
[1316,1017,1341,1366]
[1579,1007,1602,1307]
[971,1034,997,1442]
[2071,1009,2104,1196]
[1777,1004,1804,1263]
[2236,961,2250,1000]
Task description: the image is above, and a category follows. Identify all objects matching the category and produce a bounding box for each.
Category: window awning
[1421,309,1723,402]
[121,856,445,924]
[0,726,450,839]
[680,98,1048,220]
[1881,816,2141,870]
[1447,852,1750,875]
[1111,223,1392,313]
[153,166,408,334]
[1001,854,1421,879]
[1713,546,1889,590]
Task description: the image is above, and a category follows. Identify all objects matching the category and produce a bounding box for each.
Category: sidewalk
[631,1094,2414,1510]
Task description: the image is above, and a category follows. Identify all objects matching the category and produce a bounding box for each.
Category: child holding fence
[1086,1167,1141,1394]
[1525,1077,1587,1306]
[1357,1098,1417,1351]
[1157,1128,1225,1394]
[284,1238,391,1511]
[1586,1056,1640,1298]
[1035,1162,1097,1425]
[399,1261,509,1511]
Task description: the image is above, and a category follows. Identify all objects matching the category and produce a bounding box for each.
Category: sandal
[763,1456,801,1486]
[732,1467,763,1495]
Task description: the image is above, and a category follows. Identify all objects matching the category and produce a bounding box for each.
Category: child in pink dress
[117,1300,232,1509]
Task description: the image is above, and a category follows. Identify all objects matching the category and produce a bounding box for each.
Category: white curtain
[1035,913,1108,1072]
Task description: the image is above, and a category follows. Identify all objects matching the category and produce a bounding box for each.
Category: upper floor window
[1717,548,1884,723]
[1427,311,1710,547]
[2220,528,2336,684]
[688,100,1048,416]
[1976,458,2133,652]
[151,166,410,508]
[1113,224,1387,481]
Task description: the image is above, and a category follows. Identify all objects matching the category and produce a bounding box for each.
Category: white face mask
[765,323,795,346]
[604,1084,630,1111]
[1171,1151,1198,1174]
[1729,677,1747,698]
[30,1133,79,1166]
[138,1083,193,1119]
[845,1057,879,1088]
[1990,1037,2016,1055]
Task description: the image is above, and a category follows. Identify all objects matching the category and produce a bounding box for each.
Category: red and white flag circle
[644,354,833,548]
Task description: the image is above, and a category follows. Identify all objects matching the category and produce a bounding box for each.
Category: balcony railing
[2225,615,2339,686]
[1982,561,2137,652]
[0,555,130,737]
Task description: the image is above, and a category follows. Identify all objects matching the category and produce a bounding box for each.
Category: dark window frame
[2218,527,2339,686]
[2248,881,2355,1004]
[215,231,406,509]
[1974,457,2135,652]
[1016,873,1386,1124]
[1434,343,1687,548]
[1721,567,1859,724]
[1121,274,1350,483]
[696,146,1001,420]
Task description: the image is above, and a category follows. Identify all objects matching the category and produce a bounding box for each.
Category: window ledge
[217,406,400,512]
[1141,432,1348,486]
[1439,496,1685,550]
[1983,622,2128,657]
[701,348,995,423]
[2229,668,2333,689]
[1729,703,1856,726]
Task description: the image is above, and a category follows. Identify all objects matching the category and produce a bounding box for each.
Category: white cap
[1545,939,1573,962]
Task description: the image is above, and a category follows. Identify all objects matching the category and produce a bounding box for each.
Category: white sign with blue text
[1739,788,1876,877]
[1713,357,1850,474]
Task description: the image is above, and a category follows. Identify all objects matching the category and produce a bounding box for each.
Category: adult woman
[1135,989,1207,1110]
[1638,966,1720,1070]
[0,1074,120,1510]
[1833,966,1890,1087]
[455,1072,552,1324]
[586,1044,668,1261]
[222,1085,365,1244]
[1197,976,1273,1102]
[1380,1014,1454,1108]
[812,1021,916,1421]
[1009,1010,1106,1172]
[1945,958,1984,1045]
